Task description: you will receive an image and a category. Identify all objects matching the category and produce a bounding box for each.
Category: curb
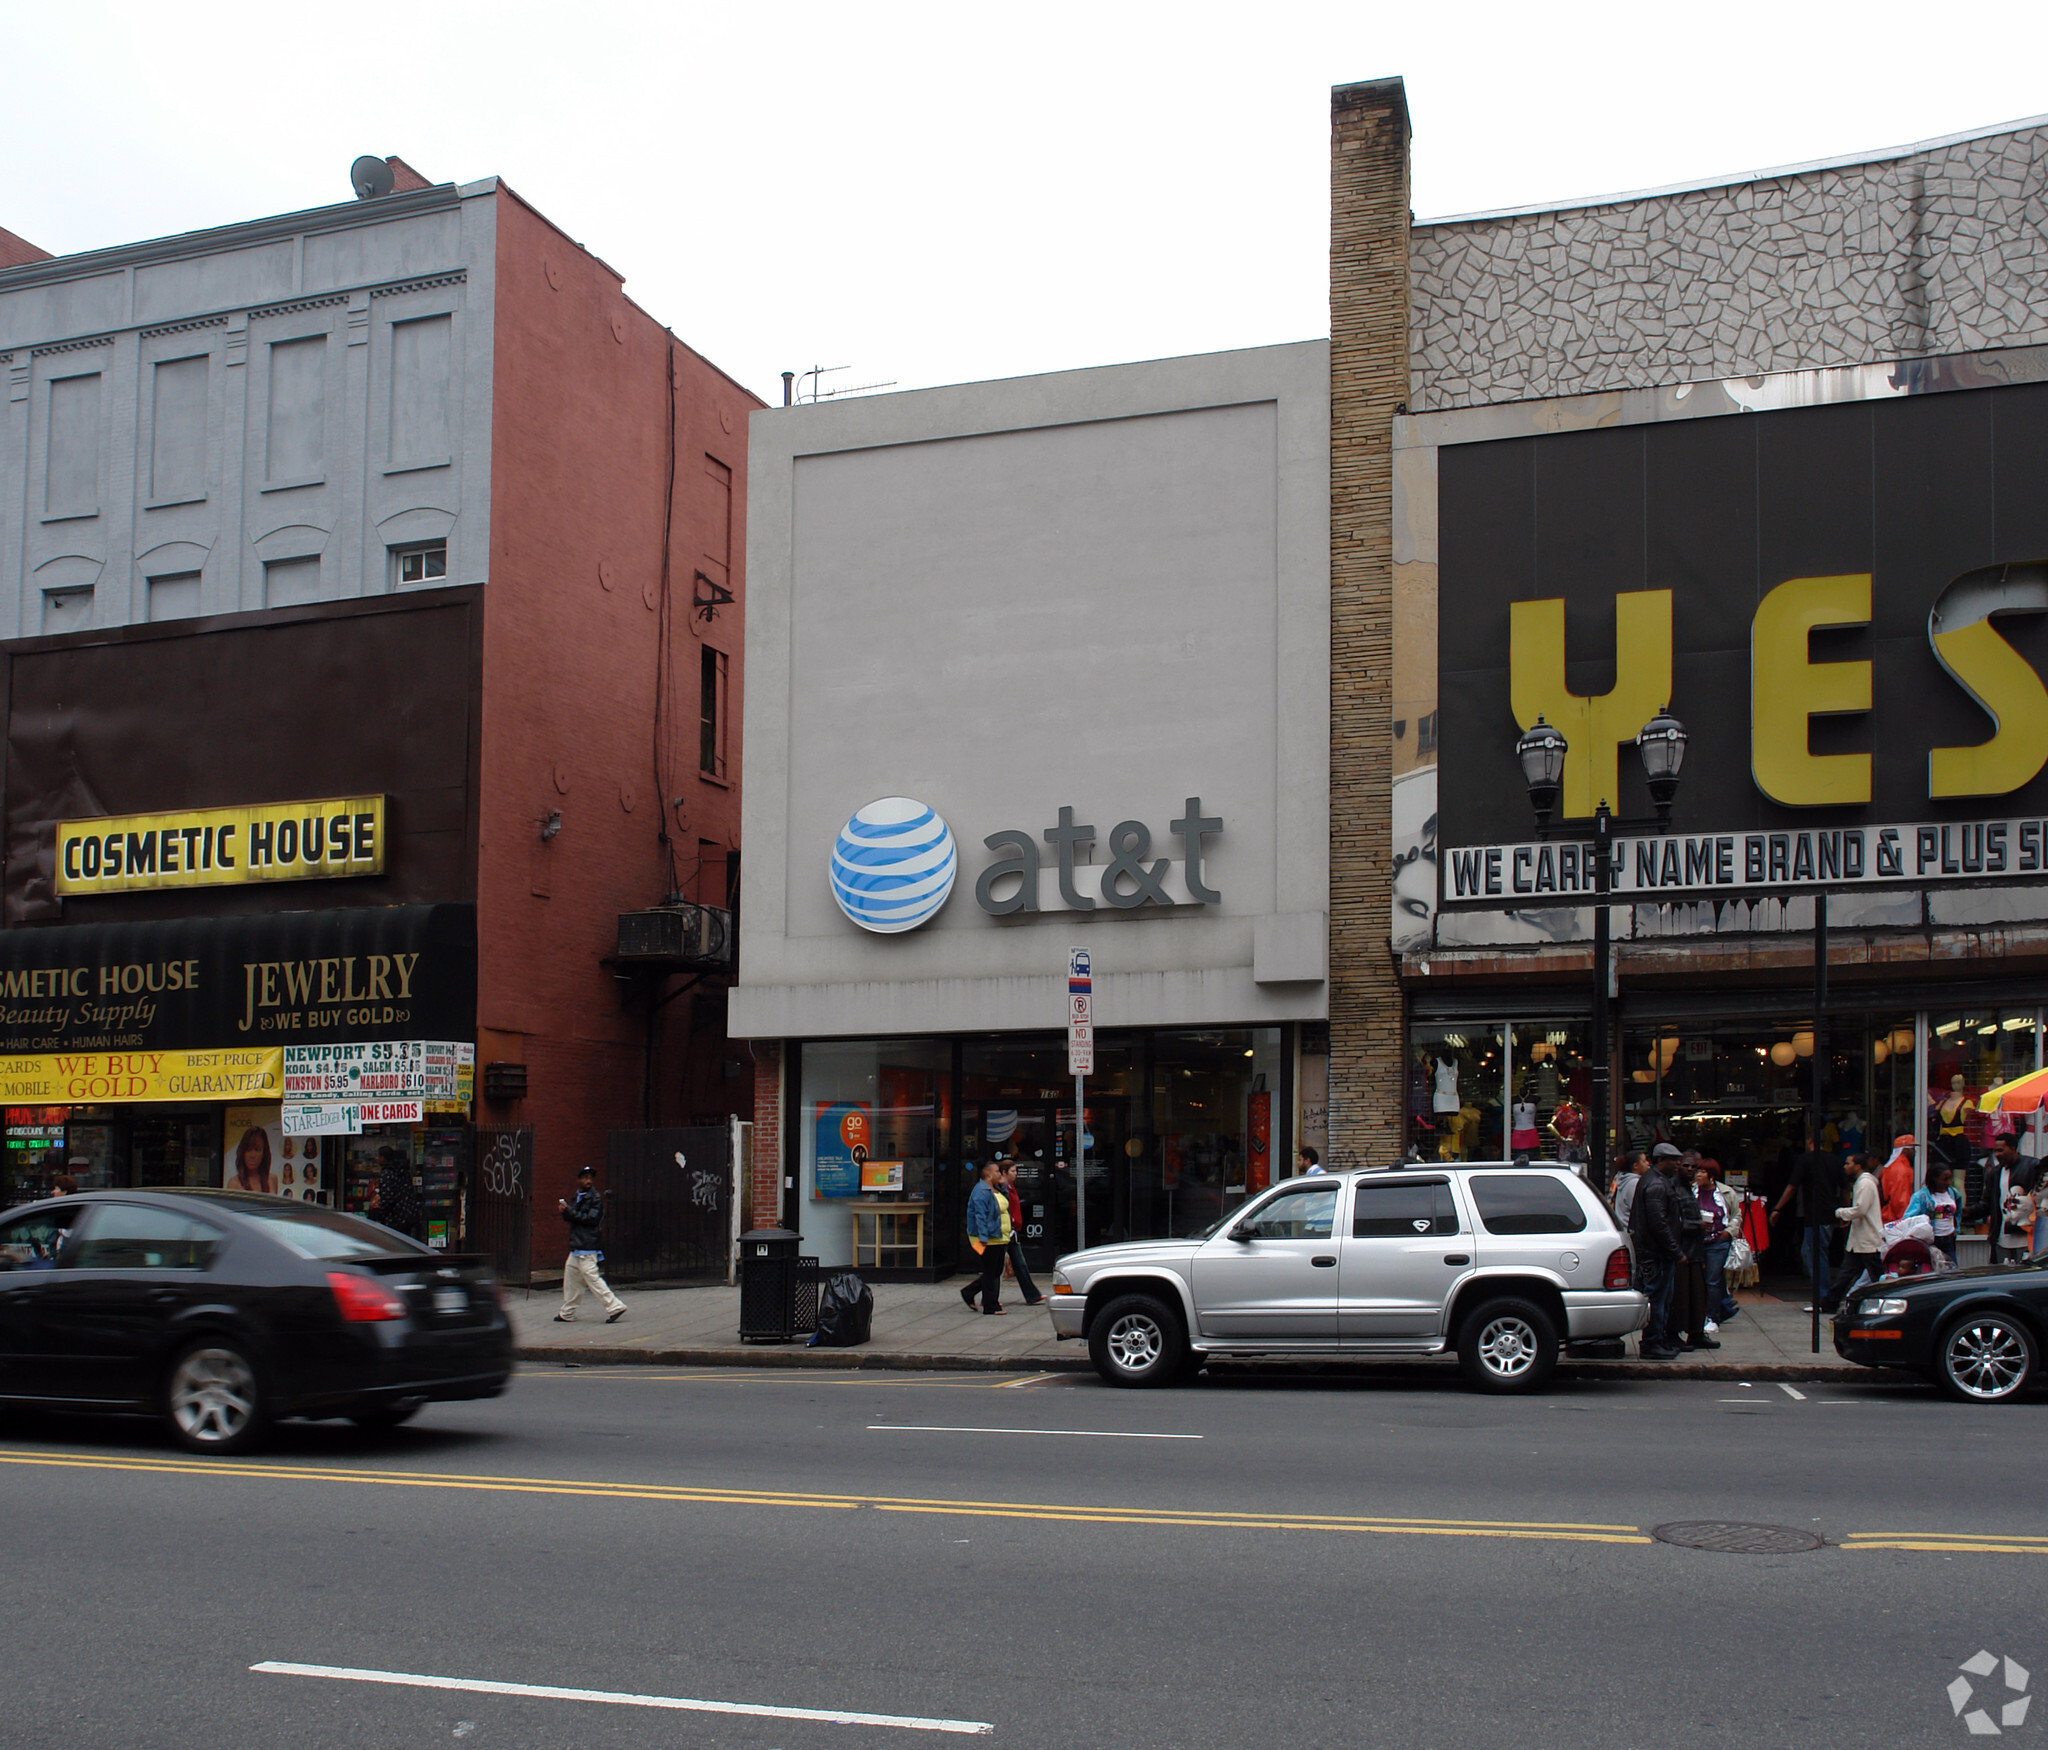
[514,1345,1090,1373]
[514,1344,1855,1382]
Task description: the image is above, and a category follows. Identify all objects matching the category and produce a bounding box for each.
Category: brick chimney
[386,157,433,193]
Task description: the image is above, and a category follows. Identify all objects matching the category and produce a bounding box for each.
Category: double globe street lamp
[1513,706,1687,1192]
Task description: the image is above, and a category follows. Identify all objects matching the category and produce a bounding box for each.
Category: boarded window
[264,556,322,607]
[41,587,92,634]
[147,573,202,622]
[45,373,101,516]
[150,355,209,501]
[389,314,452,464]
[266,337,326,483]
[704,455,732,574]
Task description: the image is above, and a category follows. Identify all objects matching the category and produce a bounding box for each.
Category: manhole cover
[1652,1521,1825,1554]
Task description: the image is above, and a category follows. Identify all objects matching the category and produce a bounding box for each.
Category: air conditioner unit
[615,903,735,970]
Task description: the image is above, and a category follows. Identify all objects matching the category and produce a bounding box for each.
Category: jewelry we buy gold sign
[54,796,386,896]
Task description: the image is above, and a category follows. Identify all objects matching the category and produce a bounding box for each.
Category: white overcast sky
[9,2,2048,406]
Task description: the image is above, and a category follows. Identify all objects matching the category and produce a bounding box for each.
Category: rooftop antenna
[794,364,897,404]
[350,155,396,200]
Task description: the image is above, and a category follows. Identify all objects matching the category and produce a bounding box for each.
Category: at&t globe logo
[829,798,957,934]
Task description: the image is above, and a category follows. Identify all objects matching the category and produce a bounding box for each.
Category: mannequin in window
[1510,1095,1540,1159]
[1549,1095,1587,1164]
[1432,1053,1460,1116]
[1931,1074,1975,1172]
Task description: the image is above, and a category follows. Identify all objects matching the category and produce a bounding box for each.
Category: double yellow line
[0,1448,1644,1545]
[1841,1531,2048,1557]
[7,1448,2036,1555]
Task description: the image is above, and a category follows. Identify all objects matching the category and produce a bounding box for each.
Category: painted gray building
[732,342,1330,1270]
[0,179,496,636]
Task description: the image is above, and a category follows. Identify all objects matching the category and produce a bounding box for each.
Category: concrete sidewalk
[509,1280,1862,1378]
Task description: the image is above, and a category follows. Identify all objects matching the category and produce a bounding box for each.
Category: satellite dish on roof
[350,155,395,200]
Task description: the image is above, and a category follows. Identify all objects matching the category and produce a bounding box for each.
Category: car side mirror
[1230,1226,1256,1242]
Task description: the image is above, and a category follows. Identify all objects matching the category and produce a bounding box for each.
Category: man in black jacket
[1630,1143,1685,1359]
[556,1166,627,1323]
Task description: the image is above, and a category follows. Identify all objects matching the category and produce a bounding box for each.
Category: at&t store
[730,345,1332,1279]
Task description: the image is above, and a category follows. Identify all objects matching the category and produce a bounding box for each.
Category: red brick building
[0,160,758,1274]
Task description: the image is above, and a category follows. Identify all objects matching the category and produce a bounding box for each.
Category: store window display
[1409,1026,1502,1161]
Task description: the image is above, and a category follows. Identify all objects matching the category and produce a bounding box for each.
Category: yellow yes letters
[1510,591,1672,820]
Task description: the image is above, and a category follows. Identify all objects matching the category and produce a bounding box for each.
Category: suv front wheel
[1457,1297,1559,1394]
[1088,1293,1188,1388]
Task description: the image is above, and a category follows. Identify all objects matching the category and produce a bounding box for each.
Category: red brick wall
[748,1039,783,1232]
[481,185,762,1268]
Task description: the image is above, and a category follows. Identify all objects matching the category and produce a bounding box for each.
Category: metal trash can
[794,1256,823,1336]
[738,1227,802,1342]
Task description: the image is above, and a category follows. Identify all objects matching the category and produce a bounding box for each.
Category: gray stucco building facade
[732,342,1330,1271]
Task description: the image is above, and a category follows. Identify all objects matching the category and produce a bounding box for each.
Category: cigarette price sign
[1067,947,1093,1075]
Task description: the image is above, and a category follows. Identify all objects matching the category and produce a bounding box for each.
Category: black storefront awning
[0,903,475,1056]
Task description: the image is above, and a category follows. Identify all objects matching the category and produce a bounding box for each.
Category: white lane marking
[1779,1384,1807,1401]
[251,1663,992,1736]
[867,1424,1202,1440]
[999,1373,1056,1388]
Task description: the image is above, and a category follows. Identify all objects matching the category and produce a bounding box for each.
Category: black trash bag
[808,1272,874,1348]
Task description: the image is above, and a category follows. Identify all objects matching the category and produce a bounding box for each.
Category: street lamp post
[1515,709,1687,1195]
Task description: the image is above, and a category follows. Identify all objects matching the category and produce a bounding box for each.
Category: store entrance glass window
[1409,1025,1503,1162]
[1148,1029,1282,1242]
[799,1039,951,1272]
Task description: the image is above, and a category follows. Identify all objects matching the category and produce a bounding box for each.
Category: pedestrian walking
[369,1145,423,1241]
[1696,1161,1739,1332]
[998,1159,1048,1307]
[1904,1162,1961,1265]
[554,1166,626,1324]
[1876,1135,1916,1224]
[1629,1143,1684,1359]
[1299,1146,1323,1176]
[1974,1137,2040,1266]
[962,1160,1009,1315]
[1770,1134,1844,1311]
[1820,1153,1882,1311]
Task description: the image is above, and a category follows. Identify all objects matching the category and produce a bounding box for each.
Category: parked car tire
[349,1400,424,1431]
[164,1339,269,1455]
[1934,1311,2037,1404]
[1088,1293,1187,1388]
[1457,1297,1559,1394]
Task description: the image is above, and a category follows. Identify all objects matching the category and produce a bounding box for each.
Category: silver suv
[1047,1164,1645,1392]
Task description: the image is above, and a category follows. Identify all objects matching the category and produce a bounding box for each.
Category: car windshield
[239,1204,426,1261]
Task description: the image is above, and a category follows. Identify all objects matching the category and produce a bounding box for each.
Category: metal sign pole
[1068,947,1092,1253]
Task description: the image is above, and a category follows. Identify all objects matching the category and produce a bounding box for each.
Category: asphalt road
[5,1361,2043,1750]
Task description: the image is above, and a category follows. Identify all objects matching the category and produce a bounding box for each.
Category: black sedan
[0,1189,512,1453]
[1833,1252,2048,1402]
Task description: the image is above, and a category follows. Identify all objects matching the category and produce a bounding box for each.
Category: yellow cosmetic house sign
[53,797,386,897]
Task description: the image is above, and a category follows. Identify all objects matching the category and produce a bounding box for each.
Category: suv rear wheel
[1457,1297,1558,1394]
[1089,1293,1187,1388]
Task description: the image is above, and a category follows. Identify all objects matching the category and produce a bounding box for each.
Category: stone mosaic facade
[1410,121,2048,409]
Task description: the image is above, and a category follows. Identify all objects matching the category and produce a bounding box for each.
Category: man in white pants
[556,1166,626,1323]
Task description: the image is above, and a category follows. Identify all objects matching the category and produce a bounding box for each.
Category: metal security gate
[471,1124,533,1286]
[603,1126,732,1283]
